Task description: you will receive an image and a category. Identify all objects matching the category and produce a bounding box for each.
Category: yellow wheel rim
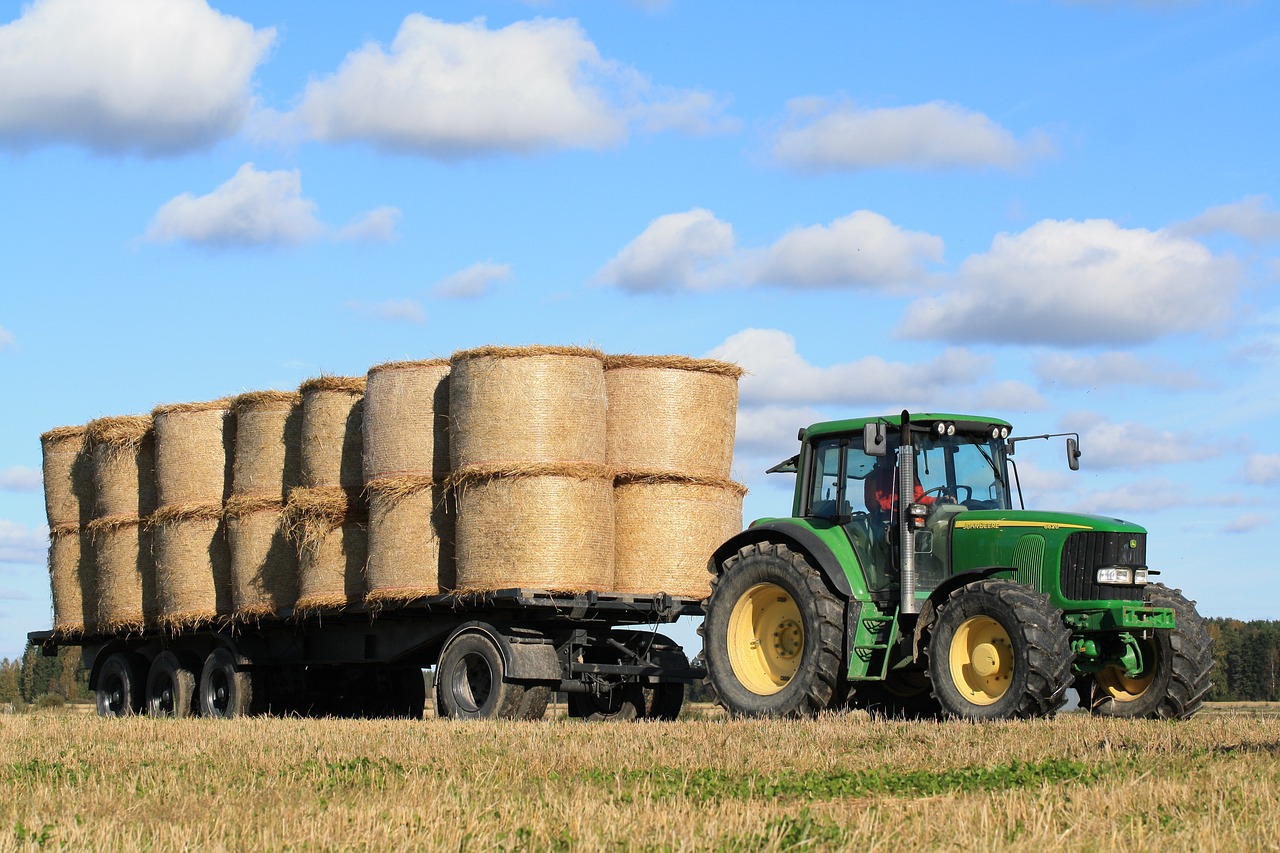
[726,583,803,695]
[948,615,1014,706]
[1095,641,1157,702]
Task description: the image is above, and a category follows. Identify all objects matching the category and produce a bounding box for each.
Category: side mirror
[864,422,888,456]
[1067,437,1081,471]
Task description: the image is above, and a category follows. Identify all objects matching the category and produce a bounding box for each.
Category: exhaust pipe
[898,410,919,615]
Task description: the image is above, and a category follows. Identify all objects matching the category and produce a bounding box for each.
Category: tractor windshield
[914,433,1011,511]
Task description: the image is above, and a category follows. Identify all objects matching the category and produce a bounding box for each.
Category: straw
[48,525,95,636]
[151,504,231,628]
[299,377,365,492]
[40,424,93,528]
[364,476,454,604]
[231,391,302,500]
[225,495,296,618]
[87,415,157,518]
[363,359,451,482]
[87,515,153,631]
[153,400,233,507]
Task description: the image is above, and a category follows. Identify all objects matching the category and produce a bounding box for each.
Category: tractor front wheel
[926,579,1073,720]
[1078,584,1214,719]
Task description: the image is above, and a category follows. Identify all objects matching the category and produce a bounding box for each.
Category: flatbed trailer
[28,590,705,720]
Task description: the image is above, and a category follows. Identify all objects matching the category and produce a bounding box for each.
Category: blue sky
[1,0,1277,659]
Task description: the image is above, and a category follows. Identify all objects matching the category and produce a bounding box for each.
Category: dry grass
[0,707,1276,850]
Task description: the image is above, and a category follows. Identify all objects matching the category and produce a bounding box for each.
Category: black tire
[567,683,646,721]
[199,647,258,718]
[385,667,427,719]
[702,541,844,718]
[517,686,551,721]
[434,631,531,720]
[848,668,942,720]
[145,651,201,718]
[637,635,687,720]
[96,652,147,718]
[926,579,1074,720]
[1078,584,1214,720]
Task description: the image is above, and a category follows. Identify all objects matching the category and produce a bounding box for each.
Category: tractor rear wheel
[703,541,843,718]
[1078,584,1214,719]
[926,579,1073,720]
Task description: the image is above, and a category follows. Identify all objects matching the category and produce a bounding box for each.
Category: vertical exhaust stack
[898,410,919,615]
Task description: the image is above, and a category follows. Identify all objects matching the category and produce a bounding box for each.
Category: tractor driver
[864,453,934,515]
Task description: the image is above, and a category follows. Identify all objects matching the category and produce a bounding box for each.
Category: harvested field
[0,708,1276,850]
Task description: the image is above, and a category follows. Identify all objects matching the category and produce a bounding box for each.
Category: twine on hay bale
[448,345,606,469]
[40,425,94,528]
[87,415,157,518]
[152,399,234,507]
[149,502,231,629]
[231,391,302,501]
[225,494,297,618]
[363,359,451,483]
[603,354,742,479]
[48,524,95,637]
[451,462,614,593]
[299,376,365,492]
[86,514,154,631]
[286,486,368,612]
[613,472,746,599]
[364,475,454,606]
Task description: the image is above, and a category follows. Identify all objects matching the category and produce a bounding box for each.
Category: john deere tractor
[702,411,1213,720]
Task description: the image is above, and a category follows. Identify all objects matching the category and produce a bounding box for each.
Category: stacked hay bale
[85,415,157,631]
[225,391,302,618]
[40,425,95,635]
[151,400,234,628]
[362,360,453,606]
[605,355,746,598]
[288,376,367,612]
[449,346,613,592]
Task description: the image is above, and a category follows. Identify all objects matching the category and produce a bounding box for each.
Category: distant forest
[2,618,1277,708]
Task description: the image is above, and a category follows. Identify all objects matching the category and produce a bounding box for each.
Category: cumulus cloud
[0,520,45,565]
[734,404,825,457]
[1034,351,1202,390]
[0,0,274,155]
[0,467,41,492]
[1224,513,1272,534]
[294,15,726,157]
[343,299,427,324]
[597,209,942,292]
[771,98,1052,173]
[1244,453,1280,486]
[144,164,398,248]
[1174,195,1280,245]
[1073,478,1191,516]
[0,325,13,351]
[433,262,514,298]
[1068,413,1216,470]
[898,219,1236,345]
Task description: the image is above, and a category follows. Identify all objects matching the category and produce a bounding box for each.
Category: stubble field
[1,704,1277,851]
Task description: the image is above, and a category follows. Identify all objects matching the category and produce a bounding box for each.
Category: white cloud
[0,325,13,351]
[0,520,45,565]
[294,15,724,157]
[0,0,274,155]
[434,262,514,298]
[1224,513,1272,534]
[597,209,943,293]
[1072,478,1191,515]
[1175,195,1280,245]
[899,219,1236,345]
[1034,351,1202,390]
[1244,454,1280,486]
[343,299,427,325]
[0,467,41,492]
[733,404,824,457]
[1070,413,1216,470]
[145,164,398,248]
[772,98,1052,173]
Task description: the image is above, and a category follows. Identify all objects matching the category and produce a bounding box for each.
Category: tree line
[0,647,90,708]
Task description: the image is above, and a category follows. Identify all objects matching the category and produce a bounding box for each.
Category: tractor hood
[949,509,1145,535]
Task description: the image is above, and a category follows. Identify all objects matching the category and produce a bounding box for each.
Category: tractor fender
[712,522,853,599]
[912,566,1016,662]
[438,621,562,682]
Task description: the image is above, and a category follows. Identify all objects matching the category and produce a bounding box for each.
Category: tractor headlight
[1133,568,1149,585]
[1097,567,1134,585]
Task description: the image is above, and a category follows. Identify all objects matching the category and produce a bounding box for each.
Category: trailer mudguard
[711,522,853,598]
[441,621,562,682]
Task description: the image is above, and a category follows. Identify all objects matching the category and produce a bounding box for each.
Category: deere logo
[1129,539,1138,549]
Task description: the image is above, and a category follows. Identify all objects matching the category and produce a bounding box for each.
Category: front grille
[1060,531,1146,602]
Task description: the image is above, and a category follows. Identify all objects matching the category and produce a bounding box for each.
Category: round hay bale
[299,376,365,492]
[287,486,368,612]
[225,495,297,618]
[87,415,157,518]
[613,473,746,598]
[231,391,303,500]
[449,346,606,469]
[153,400,234,507]
[363,359,451,482]
[86,515,155,631]
[48,524,95,636]
[150,503,232,629]
[452,463,614,593]
[365,476,454,605]
[603,355,742,479]
[40,425,93,528]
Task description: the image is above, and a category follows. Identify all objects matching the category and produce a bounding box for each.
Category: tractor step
[848,608,900,681]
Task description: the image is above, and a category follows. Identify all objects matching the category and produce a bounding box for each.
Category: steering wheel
[921,485,972,504]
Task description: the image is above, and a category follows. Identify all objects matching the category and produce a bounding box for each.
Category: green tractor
[702,411,1214,720]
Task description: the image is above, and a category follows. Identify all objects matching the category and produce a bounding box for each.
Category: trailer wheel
[926,579,1073,720]
[387,668,427,719]
[848,669,941,720]
[703,541,843,718]
[145,651,201,718]
[636,635,687,720]
[1078,584,1214,720]
[96,652,147,718]
[199,647,258,718]
[434,631,529,720]
[567,683,646,721]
